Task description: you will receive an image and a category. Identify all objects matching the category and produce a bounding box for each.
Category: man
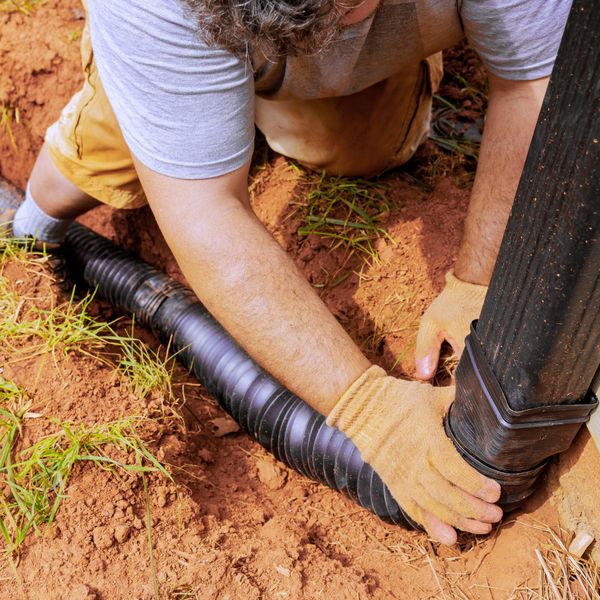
[6,0,570,545]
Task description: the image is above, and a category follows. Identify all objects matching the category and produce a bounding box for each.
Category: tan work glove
[415,270,487,380]
[327,366,502,545]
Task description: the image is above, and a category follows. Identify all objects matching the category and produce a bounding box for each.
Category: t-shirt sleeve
[460,0,572,80]
[86,0,254,179]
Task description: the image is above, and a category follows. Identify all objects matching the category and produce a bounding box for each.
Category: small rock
[133,517,144,530]
[156,486,169,508]
[256,458,287,490]
[250,507,270,525]
[92,526,114,550]
[114,524,132,544]
[102,503,115,519]
[275,565,291,577]
[569,531,594,558]
[159,434,185,458]
[68,584,97,600]
[208,417,240,437]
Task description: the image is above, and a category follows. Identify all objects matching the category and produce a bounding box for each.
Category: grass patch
[0,237,180,405]
[0,400,169,554]
[441,66,488,113]
[293,167,395,265]
[0,236,174,569]
[114,326,176,400]
[427,55,488,186]
[0,238,111,362]
[0,284,112,365]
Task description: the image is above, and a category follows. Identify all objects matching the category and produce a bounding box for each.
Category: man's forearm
[135,159,370,415]
[455,74,549,285]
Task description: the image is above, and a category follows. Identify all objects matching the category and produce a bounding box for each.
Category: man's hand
[415,271,487,380]
[327,366,503,545]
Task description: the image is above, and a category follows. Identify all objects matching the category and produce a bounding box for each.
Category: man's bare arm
[415,74,549,379]
[133,157,371,415]
[454,73,549,285]
[134,157,502,545]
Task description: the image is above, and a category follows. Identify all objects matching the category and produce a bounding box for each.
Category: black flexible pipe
[62,222,413,526]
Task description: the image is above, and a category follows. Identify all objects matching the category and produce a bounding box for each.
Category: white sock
[12,183,72,245]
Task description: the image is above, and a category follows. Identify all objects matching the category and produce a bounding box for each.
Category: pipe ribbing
[62,222,413,526]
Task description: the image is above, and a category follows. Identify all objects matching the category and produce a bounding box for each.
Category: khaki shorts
[46,12,442,209]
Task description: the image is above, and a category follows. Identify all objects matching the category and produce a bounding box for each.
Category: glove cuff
[326,365,387,437]
[327,367,436,465]
[445,270,488,301]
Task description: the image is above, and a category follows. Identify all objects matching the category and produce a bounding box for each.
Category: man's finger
[418,468,503,524]
[421,509,458,546]
[431,435,502,503]
[415,319,442,380]
[396,496,458,546]
[410,484,495,537]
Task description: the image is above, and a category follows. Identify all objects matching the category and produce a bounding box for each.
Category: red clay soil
[0,2,598,598]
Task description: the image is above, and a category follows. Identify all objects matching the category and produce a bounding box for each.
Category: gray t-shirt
[86,0,572,180]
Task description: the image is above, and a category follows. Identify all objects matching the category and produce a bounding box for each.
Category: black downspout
[446,0,600,510]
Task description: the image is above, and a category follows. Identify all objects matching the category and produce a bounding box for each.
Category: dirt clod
[155,485,169,508]
[256,458,288,490]
[197,447,215,463]
[68,584,97,600]
[114,524,132,544]
[92,526,115,550]
[208,416,241,437]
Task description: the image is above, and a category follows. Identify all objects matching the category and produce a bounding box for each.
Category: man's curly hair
[181,0,362,60]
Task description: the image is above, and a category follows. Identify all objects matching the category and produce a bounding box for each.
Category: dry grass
[0,0,43,15]
[291,165,396,265]
[387,524,600,600]
[0,105,19,151]
[534,527,599,599]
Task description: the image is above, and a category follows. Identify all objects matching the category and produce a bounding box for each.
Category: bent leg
[29,143,101,219]
[42,7,145,212]
[13,5,145,245]
[256,54,443,177]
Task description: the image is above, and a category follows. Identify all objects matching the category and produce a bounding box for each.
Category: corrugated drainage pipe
[60,222,414,527]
